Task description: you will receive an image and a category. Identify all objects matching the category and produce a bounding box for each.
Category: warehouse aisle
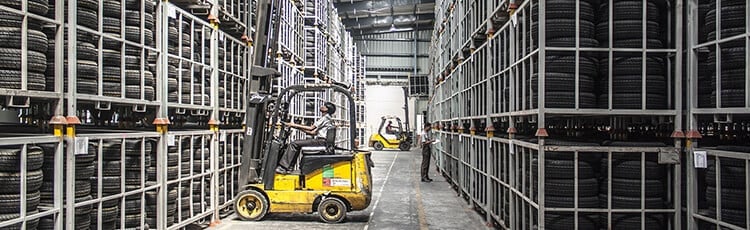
[214,149,489,230]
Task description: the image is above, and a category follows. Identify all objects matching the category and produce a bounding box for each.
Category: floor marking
[364,152,399,230]
[414,152,428,230]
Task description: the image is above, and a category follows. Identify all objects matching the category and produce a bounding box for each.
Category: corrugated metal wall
[354,30,432,77]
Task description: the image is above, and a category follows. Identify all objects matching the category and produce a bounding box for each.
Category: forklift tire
[318,197,347,223]
[233,190,268,221]
[399,143,411,151]
[373,142,384,151]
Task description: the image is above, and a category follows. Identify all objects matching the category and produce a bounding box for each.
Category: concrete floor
[214,149,489,230]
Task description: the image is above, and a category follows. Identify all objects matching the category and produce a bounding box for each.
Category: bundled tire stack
[530,0,598,109]
[0,146,44,230]
[596,0,668,110]
[38,144,95,230]
[705,156,747,228]
[704,1,746,108]
[145,187,178,228]
[600,153,667,229]
[123,0,156,101]
[42,0,100,96]
[0,0,48,91]
[533,151,600,230]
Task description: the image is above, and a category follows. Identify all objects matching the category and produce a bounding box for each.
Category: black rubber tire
[705,207,747,227]
[719,47,746,70]
[610,214,666,230]
[544,55,598,76]
[598,93,668,110]
[600,75,667,94]
[545,178,599,197]
[600,194,666,209]
[532,159,596,179]
[0,0,49,16]
[125,85,156,101]
[596,20,660,42]
[75,8,99,30]
[125,11,155,30]
[102,0,121,17]
[705,6,746,29]
[707,186,746,210]
[145,189,178,205]
[599,1,660,22]
[91,205,119,223]
[601,178,664,197]
[0,210,40,230]
[546,19,596,39]
[125,26,154,45]
[0,48,47,72]
[545,213,598,230]
[193,148,211,160]
[90,176,121,194]
[532,91,597,109]
[602,160,666,180]
[714,89,746,108]
[545,195,599,208]
[192,160,211,173]
[543,0,595,21]
[546,37,600,48]
[0,169,43,193]
[0,27,48,53]
[123,213,144,228]
[0,146,44,172]
[124,70,155,86]
[75,0,98,11]
[706,164,746,188]
[0,11,42,30]
[531,73,596,93]
[0,191,40,214]
[125,0,156,11]
[601,57,665,76]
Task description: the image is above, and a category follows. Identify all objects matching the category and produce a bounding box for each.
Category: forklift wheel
[318,197,347,223]
[234,190,268,221]
[373,142,384,151]
[398,142,411,151]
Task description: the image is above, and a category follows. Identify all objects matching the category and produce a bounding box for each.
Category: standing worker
[419,123,434,182]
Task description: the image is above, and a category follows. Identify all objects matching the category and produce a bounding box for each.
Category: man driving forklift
[276,102,336,174]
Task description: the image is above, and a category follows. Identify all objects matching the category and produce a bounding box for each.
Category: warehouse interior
[0,0,748,229]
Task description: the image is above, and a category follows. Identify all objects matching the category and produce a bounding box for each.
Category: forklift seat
[300,128,336,155]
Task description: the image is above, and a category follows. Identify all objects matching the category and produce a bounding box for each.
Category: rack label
[693,151,707,168]
[167,135,176,146]
[75,137,89,155]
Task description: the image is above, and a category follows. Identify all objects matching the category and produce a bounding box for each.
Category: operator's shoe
[421,178,432,182]
[275,167,289,174]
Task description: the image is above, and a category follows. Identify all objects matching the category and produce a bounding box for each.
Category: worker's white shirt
[420,130,432,143]
[313,114,333,139]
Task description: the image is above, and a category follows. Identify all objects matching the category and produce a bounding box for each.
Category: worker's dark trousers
[278,138,327,170]
[421,144,431,179]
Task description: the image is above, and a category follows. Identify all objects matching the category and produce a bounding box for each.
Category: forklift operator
[276,102,336,174]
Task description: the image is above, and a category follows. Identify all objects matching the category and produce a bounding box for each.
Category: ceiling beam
[342,13,434,29]
[333,0,435,16]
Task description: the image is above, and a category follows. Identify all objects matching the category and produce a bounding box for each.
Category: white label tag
[246,127,253,136]
[694,151,707,168]
[220,131,227,142]
[509,140,515,155]
[168,6,177,19]
[75,137,89,155]
[511,14,518,27]
[330,178,351,187]
[167,135,176,146]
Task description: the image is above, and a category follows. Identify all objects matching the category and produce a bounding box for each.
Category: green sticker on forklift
[323,165,334,178]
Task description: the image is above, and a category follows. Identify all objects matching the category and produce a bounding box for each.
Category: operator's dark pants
[278,138,327,170]
[421,144,432,180]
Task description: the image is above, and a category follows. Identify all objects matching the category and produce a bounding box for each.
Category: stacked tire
[123,0,156,101]
[705,157,747,228]
[704,1,746,108]
[531,0,597,109]
[600,153,667,229]
[145,187,178,228]
[99,0,124,98]
[38,144,95,230]
[596,0,668,110]
[534,152,600,230]
[0,146,44,230]
[0,0,48,91]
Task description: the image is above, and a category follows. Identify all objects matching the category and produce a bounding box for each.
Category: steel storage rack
[0,0,253,229]
[685,0,750,229]
[428,0,684,229]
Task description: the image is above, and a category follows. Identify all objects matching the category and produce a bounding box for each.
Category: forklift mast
[237,0,284,189]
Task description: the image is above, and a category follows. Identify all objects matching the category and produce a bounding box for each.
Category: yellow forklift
[234,84,373,223]
[368,116,412,151]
